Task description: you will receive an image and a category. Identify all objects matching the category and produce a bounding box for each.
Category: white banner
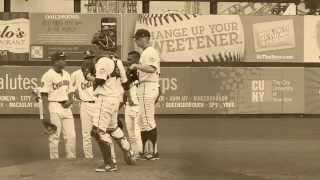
[253,19,296,53]
[0,18,30,53]
[135,14,245,62]
[304,16,320,62]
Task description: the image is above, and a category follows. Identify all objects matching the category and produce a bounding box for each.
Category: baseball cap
[83,50,95,59]
[49,52,67,61]
[134,29,151,39]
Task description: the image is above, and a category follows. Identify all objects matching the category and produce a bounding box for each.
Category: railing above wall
[3,0,301,14]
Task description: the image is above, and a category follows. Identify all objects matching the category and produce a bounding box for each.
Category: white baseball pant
[125,105,142,155]
[93,96,128,164]
[137,82,159,131]
[48,102,76,159]
[80,101,96,158]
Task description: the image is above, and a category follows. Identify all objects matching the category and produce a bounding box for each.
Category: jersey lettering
[81,81,93,90]
[52,80,69,90]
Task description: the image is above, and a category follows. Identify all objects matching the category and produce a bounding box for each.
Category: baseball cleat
[105,164,118,172]
[136,153,148,160]
[148,153,160,161]
[95,164,118,172]
[143,153,153,160]
[124,150,136,165]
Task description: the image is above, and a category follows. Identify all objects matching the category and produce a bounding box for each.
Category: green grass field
[1,116,320,180]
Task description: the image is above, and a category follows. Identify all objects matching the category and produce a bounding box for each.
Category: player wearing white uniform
[124,51,143,157]
[87,32,136,172]
[40,52,76,159]
[71,53,97,159]
[130,29,161,160]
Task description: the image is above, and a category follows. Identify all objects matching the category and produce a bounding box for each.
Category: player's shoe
[124,150,136,165]
[95,164,118,172]
[136,153,148,160]
[148,153,160,161]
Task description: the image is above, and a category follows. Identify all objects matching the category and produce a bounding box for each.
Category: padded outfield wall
[0,66,310,115]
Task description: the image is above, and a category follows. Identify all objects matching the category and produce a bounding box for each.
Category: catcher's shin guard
[91,126,114,165]
[110,127,130,151]
[110,128,136,165]
[97,140,113,166]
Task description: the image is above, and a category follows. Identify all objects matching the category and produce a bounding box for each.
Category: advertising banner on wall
[134,14,245,63]
[0,13,30,62]
[241,16,303,62]
[238,67,304,114]
[123,14,303,63]
[29,13,121,61]
[0,66,305,115]
[305,68,320,114]
[304,16,320,62]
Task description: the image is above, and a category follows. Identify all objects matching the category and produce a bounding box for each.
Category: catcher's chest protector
[95,56,121,79]
[110,60,121,79]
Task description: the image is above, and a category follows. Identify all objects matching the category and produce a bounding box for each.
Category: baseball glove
[126,69,139,84]
[42,120,57,135]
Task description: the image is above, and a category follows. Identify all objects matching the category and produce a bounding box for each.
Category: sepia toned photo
[1,0,320,180]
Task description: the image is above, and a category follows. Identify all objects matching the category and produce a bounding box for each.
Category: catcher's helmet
[91,30,117,51]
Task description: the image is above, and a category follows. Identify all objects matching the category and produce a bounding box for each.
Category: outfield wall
[0,66,316,115]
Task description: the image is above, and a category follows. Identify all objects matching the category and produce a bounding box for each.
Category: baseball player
[39,52,76,159]
[87,31,135,172]
[123,51,143,157]
[70,51,96,159]
[130,29,161,160]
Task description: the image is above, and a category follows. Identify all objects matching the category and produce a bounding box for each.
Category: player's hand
[41,119,57,135]
[86,73,95,82]
[124,90,135,106]
[129,64,139,70]
[61,100,73,108]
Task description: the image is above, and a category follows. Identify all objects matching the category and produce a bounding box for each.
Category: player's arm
[61,92,74,108]
[118,60,135,105]
[40,93,50,121]
[86,74,105,90]
[39,74,51,122]
[87,59,110,89]
[70,71,80,100]
[129,50,159,73]
[61,74,75,108]
[118,60,130,91]
[130,64,156,73]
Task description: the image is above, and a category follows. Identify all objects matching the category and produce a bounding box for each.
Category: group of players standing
[37,28,161,172]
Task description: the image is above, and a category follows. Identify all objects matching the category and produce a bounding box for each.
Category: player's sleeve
[67,72,74,94]
[117,60,128,83]
[145,49,160,71]
[39,72,50,94]
[70,71,77,92]
[95,58,112,80]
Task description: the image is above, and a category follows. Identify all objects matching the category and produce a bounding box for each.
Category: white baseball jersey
[139,46,160,83]
[40,68,73,101]
[71,69,96,102]
[127,81,139,106]
[94,57,127,97]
